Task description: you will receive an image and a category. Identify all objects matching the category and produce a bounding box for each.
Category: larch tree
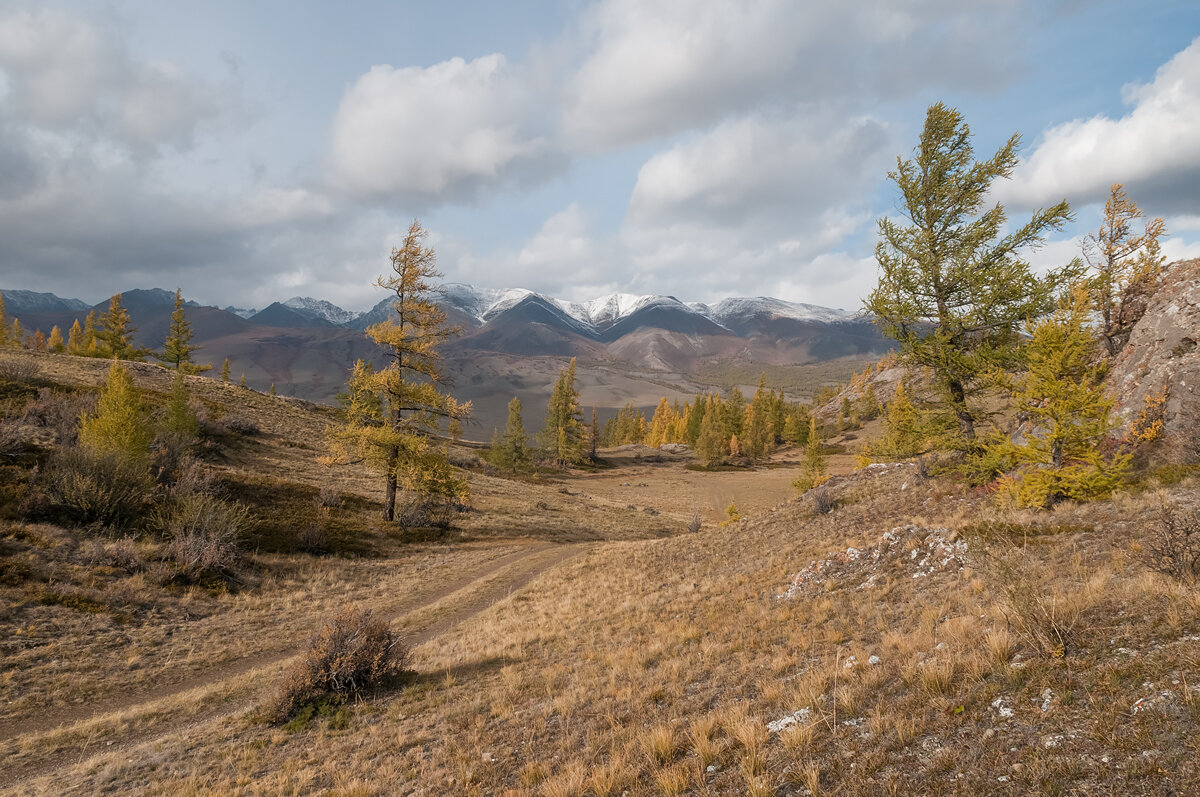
[158,289,209,372]
[96,294,148,360]
[0,292,7,346]
[220,357,231,382]
[541,357,587,465]
[864,102,1077,449]
[82,311,99,354]
[1083,183,1167,357]
[695,404,727,466]
[489,396,531,471]
[48,325,64,353]
[325,220,470,522]
[66,319,84,354]
[79,360,152,460]
[10,319,23,348]
[795,415,827,491]
[989,287,1130,508]
[646,397,676,448]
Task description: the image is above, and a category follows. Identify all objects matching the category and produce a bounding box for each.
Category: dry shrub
[975,545,1090,658]
[1138,504,1200,584]
[298,522,329,555]
[19,388,96,446]
[811,487,836,515]
[222,415,260,436]
[82,536,144,573]
[35,448,155,529]
[316,485,342,508]
[159,493,250,578]
[273,606,410,720]
[686,511,701,534]
[0,355,39,383]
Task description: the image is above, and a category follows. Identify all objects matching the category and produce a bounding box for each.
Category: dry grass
[4,349,1200,795]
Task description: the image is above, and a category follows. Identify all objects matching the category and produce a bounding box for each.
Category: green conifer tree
[158,289,208,372]
[220,357,231,382]
[989,287,1131,508]
[695,405,727,466]
[794,416,827,491]
[541,358,586,465]
[162,371,200,441]
[865,102,1077,448]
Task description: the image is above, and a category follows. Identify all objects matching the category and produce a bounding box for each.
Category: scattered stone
[767,707,813,733]
[868,655,882,666]
[481,752,495,763]
[780,525,967,598]
[843,655,857,669]
[991,697,1014,719]
[1040,688,1054,713]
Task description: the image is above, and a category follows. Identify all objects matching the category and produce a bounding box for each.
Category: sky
[1,0,1199,313]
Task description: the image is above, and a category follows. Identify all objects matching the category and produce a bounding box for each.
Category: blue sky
[1,0,1198,312]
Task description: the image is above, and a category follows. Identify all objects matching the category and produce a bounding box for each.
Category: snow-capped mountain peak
[283,296,359,326]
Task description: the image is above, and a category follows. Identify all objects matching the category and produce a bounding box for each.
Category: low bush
[811,487,836,515]
[35,447,155,530]
[273,606,410,720]
[158,493,251,579]
[19,388,96,446]
[223,416,260,436]
[1138,504,1200,584]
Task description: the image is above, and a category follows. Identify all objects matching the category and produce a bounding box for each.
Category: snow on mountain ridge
[283,297,359,326]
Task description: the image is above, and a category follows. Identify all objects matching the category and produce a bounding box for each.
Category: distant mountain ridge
[1,283,861,337]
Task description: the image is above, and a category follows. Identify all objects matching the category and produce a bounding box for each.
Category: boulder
[1106,258,1200,463]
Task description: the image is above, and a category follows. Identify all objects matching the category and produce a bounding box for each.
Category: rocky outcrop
[1107,258,1200,463]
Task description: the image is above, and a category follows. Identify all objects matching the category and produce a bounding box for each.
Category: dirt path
[0,541,586,791]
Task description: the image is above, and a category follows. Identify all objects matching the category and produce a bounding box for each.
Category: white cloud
[328,54,558,203]
[564,0,1023,150]
[0,6,232,156]
[628,112,890,228]
[1002,37,1200,212]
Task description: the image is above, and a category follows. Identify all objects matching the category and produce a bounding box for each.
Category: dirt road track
[0,541,586,792]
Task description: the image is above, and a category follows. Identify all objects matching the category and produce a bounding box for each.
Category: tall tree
[96,294,148,360]
[489,396,531,471]
[82,311,99,354]
[325,220,470,521]
[864,102,1076,448]
[795,416,827,491]
[0,292,8,347]
[1083,183,1167,357]
[220,357,231,382]
[645,397,677,449]
[541,358,587,465]
[66,319,84,354]
[158,289,209,372]
[48,325,64,353]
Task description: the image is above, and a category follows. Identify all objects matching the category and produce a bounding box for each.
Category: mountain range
[1,284,890,432]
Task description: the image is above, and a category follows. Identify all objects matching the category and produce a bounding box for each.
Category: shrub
[19,388,96,446]
[811,487,836,515]
[298,522,329,555]
[0,355,39,383]
[223,416,260,436]
[36,447,155,529]
[1138,504,1200,584]
[273,606,410,720]
[158,493,250,578]
[973,545,1086,658]
[686,511,701,534]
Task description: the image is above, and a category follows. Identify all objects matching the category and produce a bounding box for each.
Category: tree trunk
[948,379,976,442]
[384,445,398,521]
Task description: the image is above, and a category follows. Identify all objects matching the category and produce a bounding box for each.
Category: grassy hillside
[1,348,1198,795]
